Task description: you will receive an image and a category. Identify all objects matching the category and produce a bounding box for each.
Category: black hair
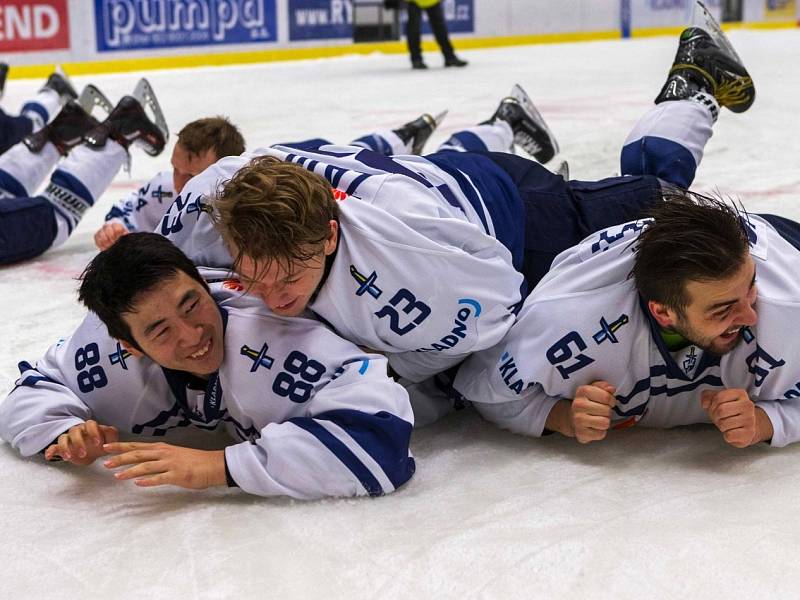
[78,232,208,349]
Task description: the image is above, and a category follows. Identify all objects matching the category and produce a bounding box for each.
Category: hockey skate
[0,63,7,100]
[77,84,114,117]
[655,16,755,112]
[23,101,99,156]
[393,110,448,154]
[490,84,559,164]
[41,67,78,104]
[84,79,168,156]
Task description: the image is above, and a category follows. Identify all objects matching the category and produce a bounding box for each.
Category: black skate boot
[489,84,559,164]
[392,110,447,154]
[0,63,8,100]
[23,101,99,155]
[84,95,166,156]
[655,27,755,113]
[42,69,78,103]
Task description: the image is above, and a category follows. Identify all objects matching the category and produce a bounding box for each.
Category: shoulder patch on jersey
[350,265,383,299]
[108,342,133,370]
[240,342,275,372]
[592,313,629,345]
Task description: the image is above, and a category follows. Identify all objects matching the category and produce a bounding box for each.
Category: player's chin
[272,297,307,317]
[711,332,742,355]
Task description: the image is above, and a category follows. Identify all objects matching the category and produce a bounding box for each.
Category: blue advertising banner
[288,0,474,42]
[95,0,277,52]
[289,0,352,40]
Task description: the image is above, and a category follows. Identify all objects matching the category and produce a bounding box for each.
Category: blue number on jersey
[546,331,595,380]
[375,288,432,336]
[74,343,108,393]
[273,350,326,403]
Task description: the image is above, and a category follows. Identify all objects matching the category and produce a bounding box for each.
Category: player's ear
[647,300,677,328]
[323,220,339,256]
[119,339,145,358]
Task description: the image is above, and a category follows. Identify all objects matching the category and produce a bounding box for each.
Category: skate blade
[509,83,560,157]
[690,0,743,63]
[552,159,569,181]
[431,109,448,128]
[77,85,113,119]
[132,78,169,150]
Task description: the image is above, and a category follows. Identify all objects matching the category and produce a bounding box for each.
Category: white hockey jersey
[454,215,800,447]
[159,144,526,382]
[104,170,176,233]
[0,270,415,499]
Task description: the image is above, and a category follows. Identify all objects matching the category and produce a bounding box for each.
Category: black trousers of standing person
[406,1,457,66]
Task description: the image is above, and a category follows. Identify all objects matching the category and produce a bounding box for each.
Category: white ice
[1,29,800,599]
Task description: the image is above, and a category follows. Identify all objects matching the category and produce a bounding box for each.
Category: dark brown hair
[632,189,750,316]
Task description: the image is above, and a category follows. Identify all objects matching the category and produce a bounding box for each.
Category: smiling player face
[232,221,339,317]
[120,270,224,376]
[658,256,758,356]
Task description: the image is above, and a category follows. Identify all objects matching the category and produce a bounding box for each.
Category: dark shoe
[444,55,468,68]
[84,79,168,156]
[0,63,8,100]
[411,59,428,70]
[42,69,78,103]
[23,101,98,156]
[392,110,448,154]
[489,84,559,164]
[655,27,755,113]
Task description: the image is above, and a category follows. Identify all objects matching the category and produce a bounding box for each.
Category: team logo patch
[332,188,348,201]
[350,265,383,299]
[592,314,629,345]
[109,342,132,370]
[240,343,274,372]
[683,346,698,374]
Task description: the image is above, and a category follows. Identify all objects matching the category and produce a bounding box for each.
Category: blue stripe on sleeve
[314,409,415,490]
[289,416,386,496]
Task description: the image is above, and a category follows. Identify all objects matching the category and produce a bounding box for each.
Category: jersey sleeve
[103,171,175,233]
[471,384,562,437]
[222,338,415,500]
[0,313,166,456]
[0,360,92,456]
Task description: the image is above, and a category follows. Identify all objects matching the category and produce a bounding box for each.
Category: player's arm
[103,355,414,499]
[701,388,775,448]
[226,354,414,499]
[0,360,105,461]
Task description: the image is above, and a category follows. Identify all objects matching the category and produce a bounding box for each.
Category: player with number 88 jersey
[0,234,415,500]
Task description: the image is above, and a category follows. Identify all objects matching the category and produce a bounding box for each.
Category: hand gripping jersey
[103,170,175,233]
[160,144,526,382]
[454,215,800,447]
[0,269,415,499]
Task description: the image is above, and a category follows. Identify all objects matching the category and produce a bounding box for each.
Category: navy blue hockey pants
[0,109,34,156]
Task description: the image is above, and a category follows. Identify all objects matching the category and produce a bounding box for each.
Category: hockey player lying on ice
[0,233,415,500]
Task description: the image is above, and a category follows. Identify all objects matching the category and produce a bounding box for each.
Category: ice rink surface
[2,28,800,599]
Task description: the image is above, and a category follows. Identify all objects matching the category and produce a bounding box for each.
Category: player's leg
[406,3,426,70]
[620,26,754,189]
[0,70,77,155]
[439,85,559,164]
[425,3,467,67]
[0,100,101,265]
[350,110,446,155]
[0,90,166,265]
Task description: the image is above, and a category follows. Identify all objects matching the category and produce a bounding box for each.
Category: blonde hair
[213,155,338,275]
